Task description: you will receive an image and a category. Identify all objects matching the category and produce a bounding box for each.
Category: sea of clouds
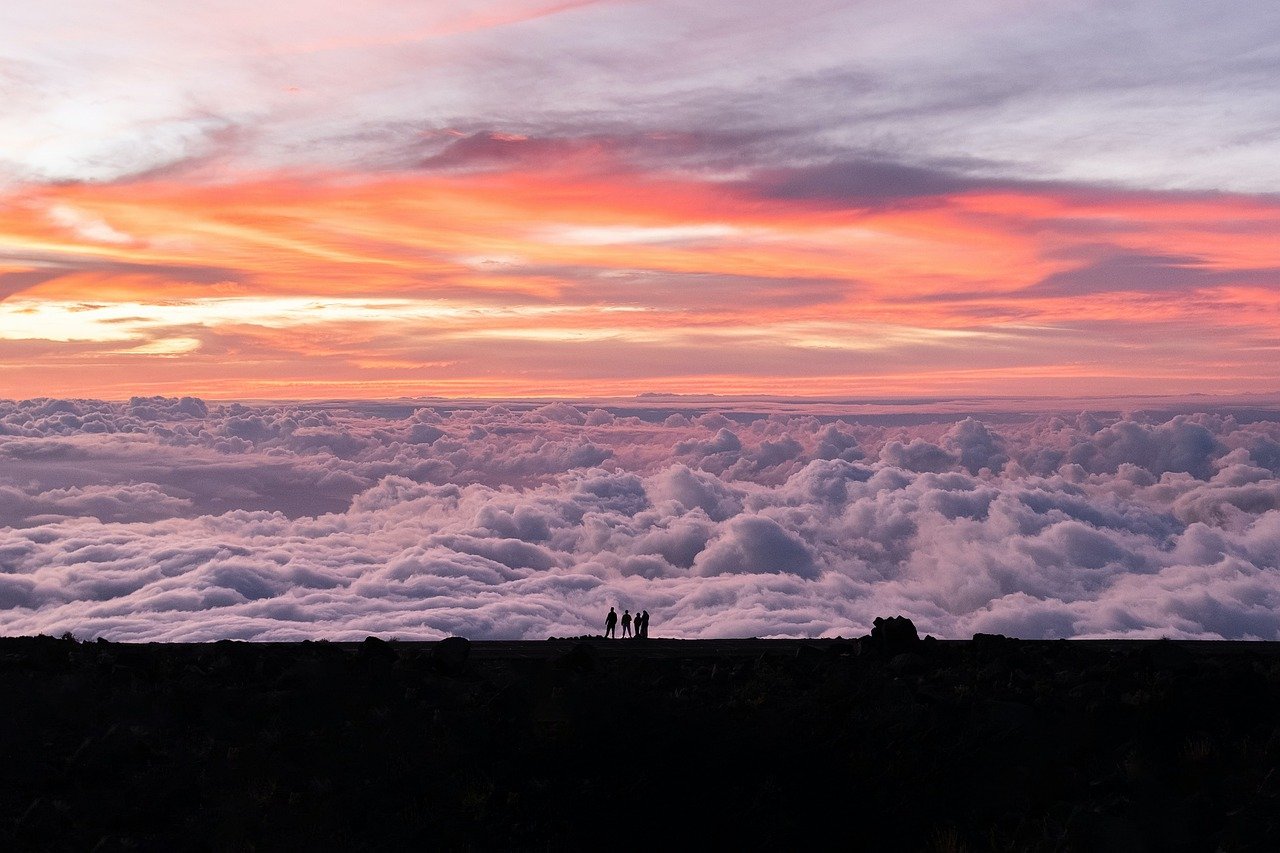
[1,396,1279,641]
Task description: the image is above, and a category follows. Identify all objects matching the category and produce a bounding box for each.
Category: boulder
[431,636,471,675]
[358,636,399,665]
[863,615,922,656]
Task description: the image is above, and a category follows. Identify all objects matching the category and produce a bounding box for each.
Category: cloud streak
[1,165,1278,399]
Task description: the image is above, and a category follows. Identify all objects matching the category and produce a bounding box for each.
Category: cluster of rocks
[1,623,1278,851]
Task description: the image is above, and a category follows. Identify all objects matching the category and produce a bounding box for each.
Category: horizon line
[7,390,1280,406]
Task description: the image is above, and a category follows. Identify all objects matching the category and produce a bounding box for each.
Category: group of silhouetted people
[604,606,649,639]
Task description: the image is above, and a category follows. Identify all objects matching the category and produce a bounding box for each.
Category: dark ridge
[2,631,1279,852]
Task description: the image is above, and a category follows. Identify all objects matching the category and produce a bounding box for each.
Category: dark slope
[2,634,1278,852]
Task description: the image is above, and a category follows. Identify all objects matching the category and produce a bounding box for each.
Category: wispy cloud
[0,164,1276,398]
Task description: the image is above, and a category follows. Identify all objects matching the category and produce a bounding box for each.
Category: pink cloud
[3,397,1280,641]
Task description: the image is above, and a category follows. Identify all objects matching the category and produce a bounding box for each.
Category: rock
[971,632,1013,645]
[431,636,470,675]
[865,615,922,656]
[971,632,1017,663]
[358,636,399,665]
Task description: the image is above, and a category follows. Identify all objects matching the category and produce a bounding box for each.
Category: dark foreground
[3,633,1279,852]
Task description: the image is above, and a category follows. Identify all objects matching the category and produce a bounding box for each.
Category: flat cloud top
[2,396,1280,641]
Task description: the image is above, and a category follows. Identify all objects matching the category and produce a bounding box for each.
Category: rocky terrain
[2,623,1278,852]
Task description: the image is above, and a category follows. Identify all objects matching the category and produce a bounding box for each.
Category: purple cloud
[3,396,1280,641]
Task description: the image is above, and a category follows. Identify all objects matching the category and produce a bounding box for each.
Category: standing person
[621,609,632,638]
[605,606,617,638]
[639,610,649,638]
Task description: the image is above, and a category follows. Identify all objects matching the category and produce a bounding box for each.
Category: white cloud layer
[2,397,1280,641]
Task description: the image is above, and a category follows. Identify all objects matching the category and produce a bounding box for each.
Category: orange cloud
[2,159,1278,399]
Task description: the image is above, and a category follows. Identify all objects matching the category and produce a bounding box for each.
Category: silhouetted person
[621,609,632,638]
[639,610,649,638]
[605,606,617,638]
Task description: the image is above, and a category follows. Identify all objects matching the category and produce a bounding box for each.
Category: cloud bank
[3,397,1280,642]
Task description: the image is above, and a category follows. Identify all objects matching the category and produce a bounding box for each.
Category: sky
[2,0,1279,398]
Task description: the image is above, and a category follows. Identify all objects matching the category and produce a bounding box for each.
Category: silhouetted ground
[2,631,1279,852]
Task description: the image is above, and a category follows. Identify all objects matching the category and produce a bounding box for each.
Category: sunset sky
[3,0,1278,399]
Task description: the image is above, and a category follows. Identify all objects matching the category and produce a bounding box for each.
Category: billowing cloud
[692,514,818,579]
[4,397,1280,642]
